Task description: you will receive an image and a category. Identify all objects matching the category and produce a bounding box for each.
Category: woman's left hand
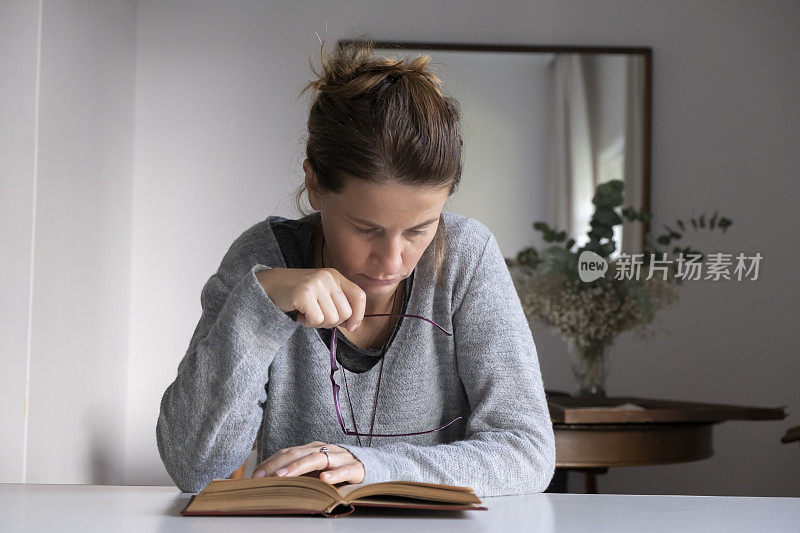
[251,441,365,485]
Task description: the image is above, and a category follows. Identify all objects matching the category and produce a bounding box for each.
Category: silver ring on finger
[319,446,330,470]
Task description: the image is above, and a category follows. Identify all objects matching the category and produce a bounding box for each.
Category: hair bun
[301,39,443,100]
[385,71,402,84]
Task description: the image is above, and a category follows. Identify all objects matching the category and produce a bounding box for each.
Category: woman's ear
[303,159,321,210]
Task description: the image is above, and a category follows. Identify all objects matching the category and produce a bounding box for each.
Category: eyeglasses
[328,313,463,438]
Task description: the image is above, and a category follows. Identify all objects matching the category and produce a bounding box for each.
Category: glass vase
[566,338,612,397]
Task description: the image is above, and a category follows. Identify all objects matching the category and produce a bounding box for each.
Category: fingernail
[353,322,360,331]
[253,470,265,478]
[276,468,288,476]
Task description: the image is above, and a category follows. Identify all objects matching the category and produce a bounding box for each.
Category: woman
[156,41,555,496]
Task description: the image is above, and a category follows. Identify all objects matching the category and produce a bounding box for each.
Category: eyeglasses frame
[328,313,463,438]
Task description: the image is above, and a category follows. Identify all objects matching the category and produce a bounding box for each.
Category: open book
[180,476,487,518]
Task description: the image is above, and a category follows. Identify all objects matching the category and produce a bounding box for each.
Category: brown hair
[294,39,464,283]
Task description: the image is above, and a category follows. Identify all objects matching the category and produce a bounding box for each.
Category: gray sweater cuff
[243,264,298,345]
[334,444,391,485]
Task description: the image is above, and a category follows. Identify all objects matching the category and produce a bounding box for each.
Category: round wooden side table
[547,394,786,494]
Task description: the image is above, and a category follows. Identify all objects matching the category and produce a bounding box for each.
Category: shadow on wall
[87,408,123,485]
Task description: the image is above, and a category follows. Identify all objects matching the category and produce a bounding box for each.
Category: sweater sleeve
[336,233,556,497]
[156,249,299,493]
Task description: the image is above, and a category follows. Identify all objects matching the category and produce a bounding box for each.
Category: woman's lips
[363,274,401,285]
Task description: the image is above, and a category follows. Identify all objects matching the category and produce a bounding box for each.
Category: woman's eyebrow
[348,216,439,230]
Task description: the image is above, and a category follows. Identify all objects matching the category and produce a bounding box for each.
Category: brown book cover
[180,476,488,518]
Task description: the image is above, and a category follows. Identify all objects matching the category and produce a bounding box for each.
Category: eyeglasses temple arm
[343,415,463,438]
[361,313,452,336]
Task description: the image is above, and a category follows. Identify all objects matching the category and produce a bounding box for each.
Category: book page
[205,476,341,500]
[335,482,366,499]
[337,481,481,504]
[186,476,343,514]
[352,497,485,510]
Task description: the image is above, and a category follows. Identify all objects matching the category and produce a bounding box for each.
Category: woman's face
[305,163,450,298]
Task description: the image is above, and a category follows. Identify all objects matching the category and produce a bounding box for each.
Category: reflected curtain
[550,55,598,249]
[551,54,646,254]
[621,55,646,255]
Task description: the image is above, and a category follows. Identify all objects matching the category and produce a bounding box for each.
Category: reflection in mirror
[363,43,651,258]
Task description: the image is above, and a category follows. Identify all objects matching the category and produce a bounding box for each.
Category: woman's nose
[373,238,403,275]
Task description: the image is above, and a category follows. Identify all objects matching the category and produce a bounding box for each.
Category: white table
[1,483,798,532]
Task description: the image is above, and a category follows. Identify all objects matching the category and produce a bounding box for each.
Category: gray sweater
[156,211,556,496]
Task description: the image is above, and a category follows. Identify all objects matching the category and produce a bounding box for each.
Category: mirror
[345,41,652,257]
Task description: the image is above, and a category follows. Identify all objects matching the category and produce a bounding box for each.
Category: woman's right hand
[256,267,366,331]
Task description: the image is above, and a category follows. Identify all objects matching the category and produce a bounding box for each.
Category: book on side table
[180,476,487,518]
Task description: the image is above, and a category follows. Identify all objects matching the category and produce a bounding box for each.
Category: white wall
[0,0,40,483]
[1,0,136,483]
[4,0,799,496]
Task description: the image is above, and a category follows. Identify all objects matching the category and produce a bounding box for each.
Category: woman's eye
[354,226,426,237]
